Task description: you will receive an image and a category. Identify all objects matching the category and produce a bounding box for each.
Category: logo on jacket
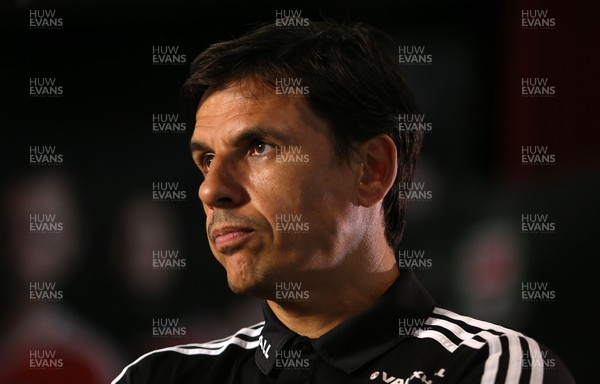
[369,368,446,383]
[258,335,272,359]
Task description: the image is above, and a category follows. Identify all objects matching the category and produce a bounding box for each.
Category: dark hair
[182,20,424,251]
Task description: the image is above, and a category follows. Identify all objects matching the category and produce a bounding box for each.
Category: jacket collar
[255,269,435,375]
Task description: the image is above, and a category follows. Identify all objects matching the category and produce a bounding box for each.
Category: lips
[211,226,255,249]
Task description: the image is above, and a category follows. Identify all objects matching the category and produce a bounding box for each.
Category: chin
[226,272,271,298]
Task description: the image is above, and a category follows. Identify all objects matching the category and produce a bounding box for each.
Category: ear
[356,134,398,207]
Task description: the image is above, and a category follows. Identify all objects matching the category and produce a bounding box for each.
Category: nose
[198,156,245,210]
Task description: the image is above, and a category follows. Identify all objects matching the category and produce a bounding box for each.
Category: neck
[266,245,399,339]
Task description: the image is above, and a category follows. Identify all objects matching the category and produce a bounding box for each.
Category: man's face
[191,79,361,297]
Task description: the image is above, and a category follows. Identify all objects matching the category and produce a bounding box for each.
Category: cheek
[284,166,353,227]
[246,153,355,230]
[247,166,294,212]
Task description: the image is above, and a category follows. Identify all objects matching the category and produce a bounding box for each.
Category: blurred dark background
[0,0,597,382]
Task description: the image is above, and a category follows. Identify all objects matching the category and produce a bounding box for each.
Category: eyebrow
[189,140,209,154]
[189,125,291,154]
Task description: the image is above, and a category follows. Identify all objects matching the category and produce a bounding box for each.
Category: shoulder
[111,321,264,384]
[416,307,575,383]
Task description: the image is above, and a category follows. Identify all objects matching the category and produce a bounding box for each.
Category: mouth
[211,226,255,250]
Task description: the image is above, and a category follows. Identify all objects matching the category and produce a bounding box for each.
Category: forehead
[192,79,325,143]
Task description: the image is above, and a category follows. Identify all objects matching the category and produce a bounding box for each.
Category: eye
[249,141,275,156]
[198,153,215,173]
